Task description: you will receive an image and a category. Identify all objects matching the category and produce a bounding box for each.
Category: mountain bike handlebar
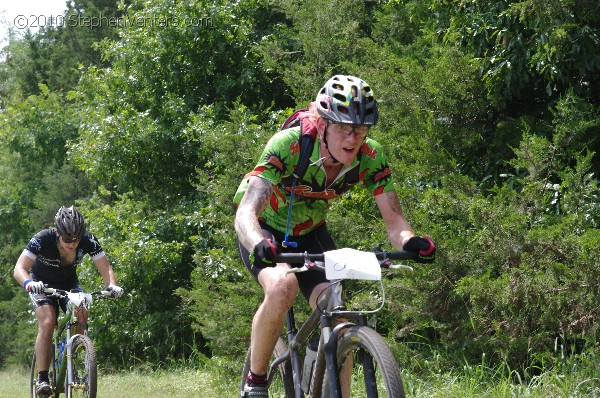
[43,287,115,299]
[276,249,417,264]
[277,249,418,275]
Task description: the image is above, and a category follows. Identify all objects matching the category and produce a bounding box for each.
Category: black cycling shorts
[238,222,336,300]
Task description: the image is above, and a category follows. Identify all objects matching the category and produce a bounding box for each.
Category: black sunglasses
[60,235,80,244]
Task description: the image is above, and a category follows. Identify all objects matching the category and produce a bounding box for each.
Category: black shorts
[238,222,336,300]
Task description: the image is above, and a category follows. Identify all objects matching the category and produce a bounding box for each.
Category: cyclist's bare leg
[73,307,88,335]
[340,356,352,397]
[35,304,57,373]
[308,281,330,309]
[250,263,299,376]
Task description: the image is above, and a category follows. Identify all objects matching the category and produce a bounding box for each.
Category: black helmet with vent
[55,206,85,241]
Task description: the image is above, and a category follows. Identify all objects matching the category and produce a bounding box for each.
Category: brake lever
[388,264,414,271]
[374,245,391,268]
[286,265,309,274]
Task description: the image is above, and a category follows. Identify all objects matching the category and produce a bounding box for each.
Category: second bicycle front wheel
[322,326,405,398]
[65,334,97,398]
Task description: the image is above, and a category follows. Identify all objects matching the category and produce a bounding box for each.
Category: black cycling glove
[403,236,436,263]
[250,238,281,269]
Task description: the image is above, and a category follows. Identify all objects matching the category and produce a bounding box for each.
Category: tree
[2,0,123,97]
[432,0,600,105]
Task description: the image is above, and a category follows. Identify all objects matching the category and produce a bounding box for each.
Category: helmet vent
[336,105,349,115]
[333,93,347,102]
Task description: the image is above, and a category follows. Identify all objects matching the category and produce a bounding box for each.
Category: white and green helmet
[315,75,379,125]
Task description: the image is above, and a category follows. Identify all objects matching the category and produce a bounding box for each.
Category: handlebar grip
[43,287,68,296]
[379,250,418,261]
[275,252,324,263]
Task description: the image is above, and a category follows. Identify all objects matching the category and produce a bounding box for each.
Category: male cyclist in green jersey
[234,75,435,397]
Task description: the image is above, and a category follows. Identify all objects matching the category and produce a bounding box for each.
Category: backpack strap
[280,109,317,181]
[279,109,317,248]
[293,121,317,179]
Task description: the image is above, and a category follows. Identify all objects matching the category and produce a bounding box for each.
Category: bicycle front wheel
[239,337,294,397]
[65,334,97,398]
[322,326,405,398]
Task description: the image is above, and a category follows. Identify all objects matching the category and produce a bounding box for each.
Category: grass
[400,350,600,398]
[1,352,598,398]
[0,364,240,398]
[0,367,30,398]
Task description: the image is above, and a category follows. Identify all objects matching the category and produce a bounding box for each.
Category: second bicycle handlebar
[44,287,115,298]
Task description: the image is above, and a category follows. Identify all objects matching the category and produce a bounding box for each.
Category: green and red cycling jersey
[233,126,395,236]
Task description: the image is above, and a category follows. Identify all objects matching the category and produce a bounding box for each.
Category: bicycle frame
[51,291,90,395]
[34,288,111,398]
[277,279,373,398]
[262,249,416,398]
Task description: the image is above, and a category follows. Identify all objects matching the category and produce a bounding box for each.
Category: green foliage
[0,0,598,380]
[0,84,90,266]
[69,0,296,198]
[0,284,36,368]
[2,84,77,167]
[2,0,123,97]
[181,104,283,357]
[71,77,199,197]
[449,161,600,368]
[432,0,600,104]
[76,192,205,367]
[96,0,291,114]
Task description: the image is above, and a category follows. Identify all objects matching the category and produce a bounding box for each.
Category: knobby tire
[322,326,405,398]
[65,334,97,398]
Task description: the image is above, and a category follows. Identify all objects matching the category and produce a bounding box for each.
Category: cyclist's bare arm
[92,254,118,287]
[375,190,415,248]
[13,251,35,287]
[235,176,274,251]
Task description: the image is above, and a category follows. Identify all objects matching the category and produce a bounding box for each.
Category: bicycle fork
[321,280,355,398]
[322,314,348,398]
[64,315,87,392]
[322,313,378,398]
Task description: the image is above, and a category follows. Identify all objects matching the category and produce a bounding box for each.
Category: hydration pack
[280,109,316,181]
